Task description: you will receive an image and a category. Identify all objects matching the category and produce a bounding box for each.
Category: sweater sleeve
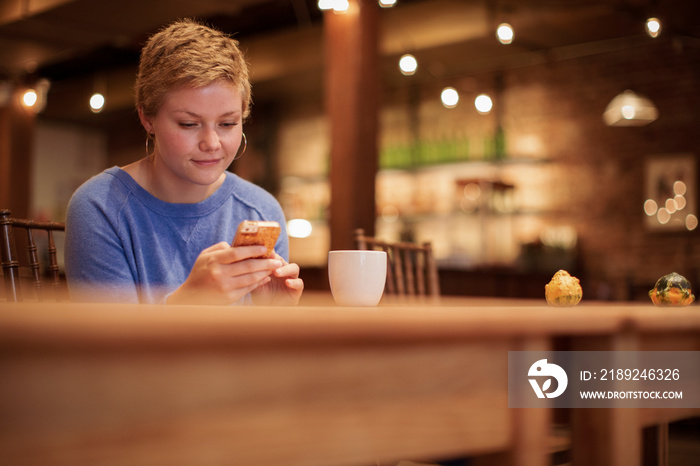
[64,181,140,303]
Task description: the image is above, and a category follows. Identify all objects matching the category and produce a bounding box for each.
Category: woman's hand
[167,242,284,305]
[252,253,304,305]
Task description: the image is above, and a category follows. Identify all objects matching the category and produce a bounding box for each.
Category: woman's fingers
[169,243,284,305]
[222,275,271,302]
[216,244,269,262]
[272,260,299,277]
[285,277,304,291]
[220,266,273,291]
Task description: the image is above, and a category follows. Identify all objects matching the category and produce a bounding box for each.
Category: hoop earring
[233,133,247,160]
[145,134,155,160]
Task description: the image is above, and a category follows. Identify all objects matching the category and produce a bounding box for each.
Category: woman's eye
[179,122,197,128]
[220,122,238,128]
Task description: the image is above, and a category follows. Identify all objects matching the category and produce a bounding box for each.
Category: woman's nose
[199,128,221,152]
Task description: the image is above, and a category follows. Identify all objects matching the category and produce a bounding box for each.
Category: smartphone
[232,220,281,258]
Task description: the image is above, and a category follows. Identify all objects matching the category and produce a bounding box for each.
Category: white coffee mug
[328,250,387,306]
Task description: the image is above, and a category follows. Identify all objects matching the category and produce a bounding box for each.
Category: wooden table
[0,296,698,466]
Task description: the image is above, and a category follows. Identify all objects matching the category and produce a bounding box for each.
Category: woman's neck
[122,157,224,204]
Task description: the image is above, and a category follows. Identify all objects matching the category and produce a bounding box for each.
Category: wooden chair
[0,209,66,302]
[354,228,440,302]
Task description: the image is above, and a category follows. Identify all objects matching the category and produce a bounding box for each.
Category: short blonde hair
[135,19,252,120]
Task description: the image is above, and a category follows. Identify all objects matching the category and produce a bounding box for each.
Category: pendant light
[496,23,514,45]
[603,90,658,127]
[645,17,661,38]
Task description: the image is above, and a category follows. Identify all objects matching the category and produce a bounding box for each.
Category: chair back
[354,228,440,302]
[1,209,66,302]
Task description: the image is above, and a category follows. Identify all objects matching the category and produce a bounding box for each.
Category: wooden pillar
[324,0,380,251]
[0,89,35,218]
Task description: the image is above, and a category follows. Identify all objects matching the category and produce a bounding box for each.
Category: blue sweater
[65,167,289,304]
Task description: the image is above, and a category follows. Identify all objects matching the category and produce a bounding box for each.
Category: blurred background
[1,0,699,299]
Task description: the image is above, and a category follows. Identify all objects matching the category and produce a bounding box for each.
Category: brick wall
[500,38,700,300]
[273,36,700,300]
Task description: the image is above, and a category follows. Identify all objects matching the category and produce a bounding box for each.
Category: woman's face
[141,81,244,203]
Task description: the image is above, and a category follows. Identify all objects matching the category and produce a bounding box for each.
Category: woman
[65,19,303,305]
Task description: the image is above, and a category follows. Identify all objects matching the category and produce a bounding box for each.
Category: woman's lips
[193,158,220,166]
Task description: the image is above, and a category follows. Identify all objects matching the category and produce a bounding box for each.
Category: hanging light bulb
[399,54,418,76]
[603,90,658,126]
[22,89,38,108]
[318,0,347,11]
[474,94,493,114]
[496,23,514,45]
[90,93,105,113]
[441,87,459,108]
[645,17,661,38]
[20,78,50,113]
[333,0,349,12]
[378,0,396,7]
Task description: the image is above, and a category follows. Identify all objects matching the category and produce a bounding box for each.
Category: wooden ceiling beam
[0,0,78,26]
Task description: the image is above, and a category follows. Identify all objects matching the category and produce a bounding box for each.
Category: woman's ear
[137,107,153,134]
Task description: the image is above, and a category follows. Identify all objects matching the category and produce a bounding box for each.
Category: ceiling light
[333,0,349,12]
[646,17,661,38]
[90,93,105,113]
[378,0,396,7]
[496,23,514,45]
[20,78,50,113]
[399,54,417,75]
[318,0,348,11]
[441,87,459,108]
[474,94,493,114]
[603,90,658,126]
[22,89,38,108]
